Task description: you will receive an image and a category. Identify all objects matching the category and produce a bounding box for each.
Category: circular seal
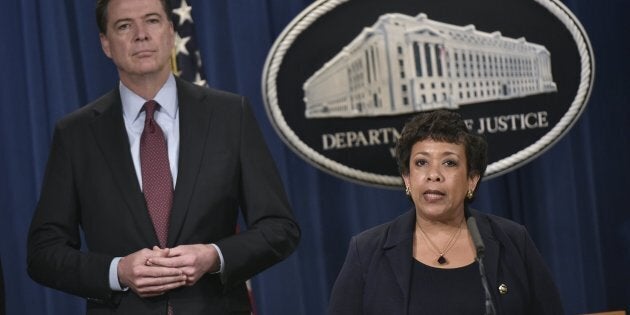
[262,0,594,188]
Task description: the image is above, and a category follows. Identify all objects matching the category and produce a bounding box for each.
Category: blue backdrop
[1,0,628,314]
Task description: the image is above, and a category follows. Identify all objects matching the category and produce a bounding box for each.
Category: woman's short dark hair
[96,0,173,34]
[395,110,488,180]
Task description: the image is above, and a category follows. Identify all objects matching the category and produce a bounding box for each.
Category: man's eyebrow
[144,12,163,19]
[112,13,163,25]
[113,17,132,26]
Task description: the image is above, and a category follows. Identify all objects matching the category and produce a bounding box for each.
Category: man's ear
[100,33,112,59]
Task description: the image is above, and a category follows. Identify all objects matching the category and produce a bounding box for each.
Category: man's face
[99,0,174,81]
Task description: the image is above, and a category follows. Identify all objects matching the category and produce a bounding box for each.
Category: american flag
[169,0,207,87]
[168,1,257,314]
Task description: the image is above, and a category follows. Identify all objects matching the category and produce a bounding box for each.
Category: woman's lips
[423,189,445,202]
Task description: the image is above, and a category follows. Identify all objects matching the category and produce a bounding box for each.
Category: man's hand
[117,247,187,298]
[147,244,219,286]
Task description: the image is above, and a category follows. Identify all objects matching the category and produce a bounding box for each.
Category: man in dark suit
[26,0,299,313]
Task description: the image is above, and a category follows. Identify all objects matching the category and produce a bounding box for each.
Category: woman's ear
[402,173,410,188]
[468,172,480,193]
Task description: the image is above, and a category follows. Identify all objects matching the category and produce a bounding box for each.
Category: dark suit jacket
[328,209,564,315]
[27,78,300,314]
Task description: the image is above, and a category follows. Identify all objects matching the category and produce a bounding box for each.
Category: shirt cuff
[109,257,128,291]
[210,243,225,274]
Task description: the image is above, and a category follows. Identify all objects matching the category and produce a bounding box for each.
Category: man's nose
[134,24,150,41]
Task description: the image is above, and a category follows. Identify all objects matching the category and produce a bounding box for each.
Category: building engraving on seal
[303,13,557,119]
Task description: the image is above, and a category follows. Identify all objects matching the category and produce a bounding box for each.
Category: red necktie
[140,100,173,248]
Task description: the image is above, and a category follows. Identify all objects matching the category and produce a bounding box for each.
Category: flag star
[173,0,193,26]
[175,33,191,55]
[193,72,207,87]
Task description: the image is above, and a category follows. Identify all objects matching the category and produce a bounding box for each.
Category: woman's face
[402,139,480,221]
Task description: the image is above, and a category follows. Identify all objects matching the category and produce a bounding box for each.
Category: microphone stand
[467,216,496,315]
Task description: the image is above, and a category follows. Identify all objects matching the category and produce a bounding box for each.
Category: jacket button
[498,283,508,295]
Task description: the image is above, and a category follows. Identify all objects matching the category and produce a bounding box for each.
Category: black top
[408,259,484,314]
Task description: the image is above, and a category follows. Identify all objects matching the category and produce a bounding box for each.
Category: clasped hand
[117,244,219,298]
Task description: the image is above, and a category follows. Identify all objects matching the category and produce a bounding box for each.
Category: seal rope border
[486,0,595,177]
[262,0,594,187]
[261,0,398,187]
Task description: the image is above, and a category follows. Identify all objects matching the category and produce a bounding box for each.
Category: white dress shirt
[108,74,224,291]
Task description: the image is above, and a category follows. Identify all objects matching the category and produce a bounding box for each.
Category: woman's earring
[466,190,474,199]
[405,186,410,196]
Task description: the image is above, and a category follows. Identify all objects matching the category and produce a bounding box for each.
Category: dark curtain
[1,259,4,315]
[1,0,628,314]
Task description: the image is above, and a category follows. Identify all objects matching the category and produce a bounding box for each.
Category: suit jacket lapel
[90,89,157,246]
[167,78,213,246]
[383,210,415,314]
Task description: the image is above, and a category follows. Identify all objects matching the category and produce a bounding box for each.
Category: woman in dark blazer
[328,110,563,314]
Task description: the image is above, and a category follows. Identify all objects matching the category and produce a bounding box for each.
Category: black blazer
[27,78,300,314]
[328,209,564,315]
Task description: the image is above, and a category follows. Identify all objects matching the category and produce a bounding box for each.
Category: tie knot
[144,100,159,119]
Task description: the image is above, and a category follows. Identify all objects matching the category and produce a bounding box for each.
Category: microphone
[467,216,485,258]
[467,216,496,315]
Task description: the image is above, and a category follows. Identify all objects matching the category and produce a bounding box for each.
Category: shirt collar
[121,74,178,123]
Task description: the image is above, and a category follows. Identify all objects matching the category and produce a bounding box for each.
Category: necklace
[416,217,464,265]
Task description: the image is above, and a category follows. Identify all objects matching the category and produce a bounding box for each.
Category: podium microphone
[467,216,496,315]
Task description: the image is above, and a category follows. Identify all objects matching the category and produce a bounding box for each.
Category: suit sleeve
[521,229,565,314]
[27,124,114,302]
[215,98,300,287]
[327,236,364,315]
